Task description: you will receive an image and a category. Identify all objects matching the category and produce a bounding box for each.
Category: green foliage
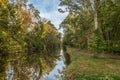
[88,29,107,53]
[62,10,92,49]
[99,0,120,53]
[0,0,61,54]
[76,73,120,80]
[60,0,120,54]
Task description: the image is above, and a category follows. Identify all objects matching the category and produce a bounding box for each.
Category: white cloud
[28,0,69,33]
[40,11,68,28]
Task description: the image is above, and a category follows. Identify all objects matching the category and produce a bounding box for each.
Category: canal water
[4,48,70,80]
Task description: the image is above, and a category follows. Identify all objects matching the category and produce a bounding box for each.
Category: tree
[59,0,120,54]
[59,0,104,30]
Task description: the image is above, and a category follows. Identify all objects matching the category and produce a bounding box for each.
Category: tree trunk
[93,0,99,30]
[94,10,98,30]
[93,0,99,58]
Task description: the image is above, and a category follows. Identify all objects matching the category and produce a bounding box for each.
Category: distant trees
[59,0,120,54]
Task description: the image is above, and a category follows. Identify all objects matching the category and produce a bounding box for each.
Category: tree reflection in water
[4,49,69,80]
[42,49,71,80]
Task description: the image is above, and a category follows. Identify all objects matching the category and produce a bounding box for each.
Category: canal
[4,48,70,80]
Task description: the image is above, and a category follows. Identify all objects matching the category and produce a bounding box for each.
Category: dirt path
[67,46,120,60]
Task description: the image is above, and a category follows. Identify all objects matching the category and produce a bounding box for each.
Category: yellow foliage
[0,0,8,8]
[2,31,7,36]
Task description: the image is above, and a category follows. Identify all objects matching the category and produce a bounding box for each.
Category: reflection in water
[6,63,14,80]
[43,50,66,80]
[5,53,42,80]
[4,48,70,80]
[0,52,8,80]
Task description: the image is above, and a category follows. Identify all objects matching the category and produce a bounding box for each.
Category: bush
[88,29,107,53]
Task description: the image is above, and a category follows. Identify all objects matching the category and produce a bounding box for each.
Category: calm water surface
[4,49,70,80]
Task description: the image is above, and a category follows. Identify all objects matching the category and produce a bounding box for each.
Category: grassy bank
[65,47,120,80]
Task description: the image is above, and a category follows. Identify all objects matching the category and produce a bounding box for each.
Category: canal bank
[65,47,120,80]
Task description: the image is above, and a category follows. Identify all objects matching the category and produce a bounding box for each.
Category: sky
[28,0,68,33]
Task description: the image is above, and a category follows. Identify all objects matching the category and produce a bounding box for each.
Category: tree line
[59,0,120,54]
[0,0,61,54]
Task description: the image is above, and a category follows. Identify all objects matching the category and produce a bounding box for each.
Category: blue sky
[28,0,68,32]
